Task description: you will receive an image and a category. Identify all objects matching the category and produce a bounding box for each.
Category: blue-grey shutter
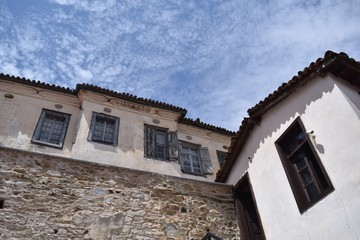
[168,131,178,161]
[199,147,213,174]
[87,113,96,141]
[144,125,155,158]
[113,118,120,146]
[178,145,185,171]
[33,110,47,141]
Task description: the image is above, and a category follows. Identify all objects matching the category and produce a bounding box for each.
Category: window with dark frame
[88,112,119,146]
[32,109,71,148]
[275,117,333,213]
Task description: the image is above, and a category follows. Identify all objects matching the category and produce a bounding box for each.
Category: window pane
[156,146,165,159]
[184,166,192,172]
[306,183,320,200]
[293,153,306,170]
[299,168,313,185]
[156,132,165,144]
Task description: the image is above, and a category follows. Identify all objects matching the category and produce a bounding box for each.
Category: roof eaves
[76,83,188,116]
[215,118,257,182]
[179,117,236,136]
[0,73,75,95]
[216,51,360,183]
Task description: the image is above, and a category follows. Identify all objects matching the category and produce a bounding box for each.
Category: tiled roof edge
[216,50,360,183]
[247,51,360,117]
[76,83,188,115]
[179,117,236,136]
[0,73,75,94]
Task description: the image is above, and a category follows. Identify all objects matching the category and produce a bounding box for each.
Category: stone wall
[0,147,239,239]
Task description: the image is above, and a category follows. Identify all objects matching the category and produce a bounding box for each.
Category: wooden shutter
[168,131,178,161]
[199,147,213,174]
[144,125,155,158]
[113,118,120,146]
[178,145,185,172]
[87,113,96,141]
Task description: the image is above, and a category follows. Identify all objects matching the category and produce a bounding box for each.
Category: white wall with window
[0,81,80,156]
[226,76,360,239]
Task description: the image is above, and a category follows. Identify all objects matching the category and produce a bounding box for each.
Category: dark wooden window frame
[87,112,120,146]
[275,117,334,213]
[234,173,266,240]
[32,109,71,149]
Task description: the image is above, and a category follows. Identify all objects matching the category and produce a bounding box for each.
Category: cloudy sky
[1,0,359,131]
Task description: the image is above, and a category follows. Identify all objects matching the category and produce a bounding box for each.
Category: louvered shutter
[168,131,178,161]
[199,147,213,174]
[144,125,155,158]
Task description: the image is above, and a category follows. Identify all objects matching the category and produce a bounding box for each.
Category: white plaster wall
[227,75,360,239]
[0,82,80,157]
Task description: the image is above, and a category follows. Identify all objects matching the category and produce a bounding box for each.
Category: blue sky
[1,0,359,131]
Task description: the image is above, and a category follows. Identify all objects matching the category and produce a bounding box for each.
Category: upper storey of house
[0,74,234,182]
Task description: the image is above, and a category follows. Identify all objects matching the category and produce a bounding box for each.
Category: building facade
[1,51,359,239]
[0,74,239,239]
[216,51,360,240]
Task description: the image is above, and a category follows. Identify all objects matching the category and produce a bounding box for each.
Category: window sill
[181,170,207,178]
[31,140,63,149]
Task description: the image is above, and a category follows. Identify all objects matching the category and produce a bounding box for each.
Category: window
[179,141,213,175]
[275,117,333,213]
[144,125,178,161]
[216,150,226,167]
[88,112,119,146]
[32,109,70,148]
[234,173,266,240]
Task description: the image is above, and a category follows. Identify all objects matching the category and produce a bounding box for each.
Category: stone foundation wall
[0,147,239,239]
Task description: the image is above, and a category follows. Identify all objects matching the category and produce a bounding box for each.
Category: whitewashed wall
[227,75,360,239]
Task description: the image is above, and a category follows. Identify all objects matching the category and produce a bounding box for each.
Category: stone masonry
[0,147,239,239]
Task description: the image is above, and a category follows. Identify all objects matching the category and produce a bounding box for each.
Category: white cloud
[1,0,360,131]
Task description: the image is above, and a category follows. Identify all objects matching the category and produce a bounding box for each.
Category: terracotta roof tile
[1,73,234,136]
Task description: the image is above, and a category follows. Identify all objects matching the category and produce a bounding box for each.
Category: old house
[216,51,360,240]
[1,50,359,239]
[0,74,238,239]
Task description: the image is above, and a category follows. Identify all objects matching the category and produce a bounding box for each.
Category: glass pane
[293,152,306,170]
[156,146,165,159]
[282,127,305,154]
[299,168,313,185]
[155,131,165,144]
[184,166,192,172]
[306,183,320,200]
[192,167,201,173]
[183,160,191,166]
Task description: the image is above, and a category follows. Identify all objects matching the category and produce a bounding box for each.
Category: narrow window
[88,112,119,146]
[32,109,71,148]
[275,117,333,213]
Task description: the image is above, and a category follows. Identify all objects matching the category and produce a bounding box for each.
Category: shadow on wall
[246,77,336,163]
